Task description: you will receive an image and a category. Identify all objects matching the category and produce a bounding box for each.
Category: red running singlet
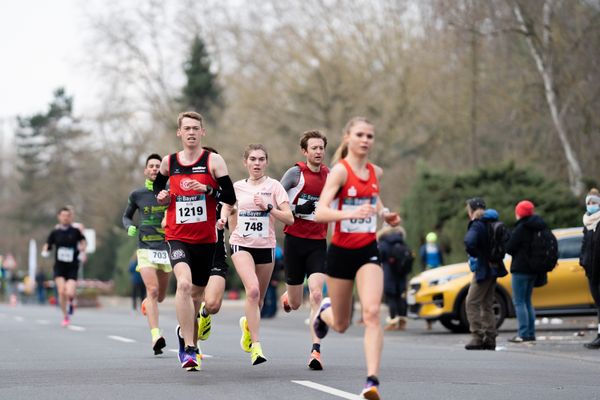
[165,150,218,244]
[284,162,329,240]
[331,159,379,249]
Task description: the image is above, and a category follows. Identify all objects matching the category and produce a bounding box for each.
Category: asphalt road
[1,298,599,400]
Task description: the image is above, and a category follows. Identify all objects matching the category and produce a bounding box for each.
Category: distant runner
[42,206,87,327]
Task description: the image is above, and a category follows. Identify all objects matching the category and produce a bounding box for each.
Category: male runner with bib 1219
[153,111,236,370]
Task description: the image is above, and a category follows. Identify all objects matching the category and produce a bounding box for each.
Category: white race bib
[57,247,75,263]
[296,194,319,221]
[175,194,207,224]
[149,250,169,264]
[238,211,270,238]
[340,197,377,233]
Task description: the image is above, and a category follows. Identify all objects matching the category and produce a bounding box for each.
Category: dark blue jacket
[464,209,507,282]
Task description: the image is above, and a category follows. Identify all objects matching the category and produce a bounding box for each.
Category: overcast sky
[0,0,92,120]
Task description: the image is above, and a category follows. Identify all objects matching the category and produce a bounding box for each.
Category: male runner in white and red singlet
[153,111,236,370]
[279,130,329,370]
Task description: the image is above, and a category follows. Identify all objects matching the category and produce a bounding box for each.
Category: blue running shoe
[313,297,331,339]
[176,325,185,363]
[181,346,199,369]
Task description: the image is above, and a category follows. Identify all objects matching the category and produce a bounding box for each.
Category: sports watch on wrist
[266,204,273,213]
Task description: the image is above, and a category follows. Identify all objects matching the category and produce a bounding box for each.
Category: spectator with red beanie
[505,200,548,343]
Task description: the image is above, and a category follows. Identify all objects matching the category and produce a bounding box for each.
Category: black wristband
[266,204,273,213]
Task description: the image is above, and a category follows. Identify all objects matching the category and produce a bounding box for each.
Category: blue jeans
[512,273,537,338]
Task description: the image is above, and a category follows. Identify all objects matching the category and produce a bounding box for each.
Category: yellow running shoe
[197,302,211,341]
[187,346,203,371]
[250,342,267,365]
[239,316,252,353]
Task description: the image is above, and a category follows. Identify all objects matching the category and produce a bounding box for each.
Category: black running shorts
[54,262,79,281]
[230,245,274,265]
[210,229,229,278]
[283,234,326,285]
[167,240,216,286]
[326,241,381,280]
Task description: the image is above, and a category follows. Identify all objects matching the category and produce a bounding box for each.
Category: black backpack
[487,221,510,263]
[389,241,414,276]
[528,228,559,273]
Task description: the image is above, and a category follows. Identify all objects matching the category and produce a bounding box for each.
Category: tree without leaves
[510,0,585,196]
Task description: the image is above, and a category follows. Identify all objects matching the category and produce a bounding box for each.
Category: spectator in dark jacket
[378,225,412,331]
[505,200,547,343]
[463,197,507,350]
[581,188,600,349]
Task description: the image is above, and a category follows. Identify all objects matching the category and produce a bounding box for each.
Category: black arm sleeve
[153,172,168,197]
[210,175,236,205]
[122,195,138,230]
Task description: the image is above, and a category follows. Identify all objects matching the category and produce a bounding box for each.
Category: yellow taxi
[407,227,595,332]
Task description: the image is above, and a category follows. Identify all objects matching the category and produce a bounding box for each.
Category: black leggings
[588,279,600,324]
[385,275,407,319]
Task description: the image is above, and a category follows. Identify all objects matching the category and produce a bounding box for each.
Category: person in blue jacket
[419,232,444,270]
[463,197,507,350]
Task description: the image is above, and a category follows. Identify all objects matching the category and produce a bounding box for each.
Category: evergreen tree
[14,88,88,231]
[403,162,581,265]
[180,35,221,119]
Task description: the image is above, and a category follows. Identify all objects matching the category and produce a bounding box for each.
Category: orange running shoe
[307,350,323,370]
[141,298,147,316]
[280,292,292,313]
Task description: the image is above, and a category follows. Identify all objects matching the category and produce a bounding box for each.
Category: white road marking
[108,335,136,343]
[68,325,86,331]
[292,380,362,399]
[14,316,24,322]
[538,335,583,341]
[168,349,213,358]
[36,319,50,325]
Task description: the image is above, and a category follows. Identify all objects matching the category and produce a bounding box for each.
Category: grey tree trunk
[512,0,584,196]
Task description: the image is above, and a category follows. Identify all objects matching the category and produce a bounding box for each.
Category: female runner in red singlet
[314,117,401,400]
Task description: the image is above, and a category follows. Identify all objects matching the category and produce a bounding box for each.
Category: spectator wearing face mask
[581,188,600,349]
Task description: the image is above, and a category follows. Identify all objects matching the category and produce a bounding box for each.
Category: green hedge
[403,162,582,265]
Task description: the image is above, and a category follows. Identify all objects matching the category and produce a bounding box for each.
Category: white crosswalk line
[68,325,86,331]
[292,380,362,399]
[108,335,136,343]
